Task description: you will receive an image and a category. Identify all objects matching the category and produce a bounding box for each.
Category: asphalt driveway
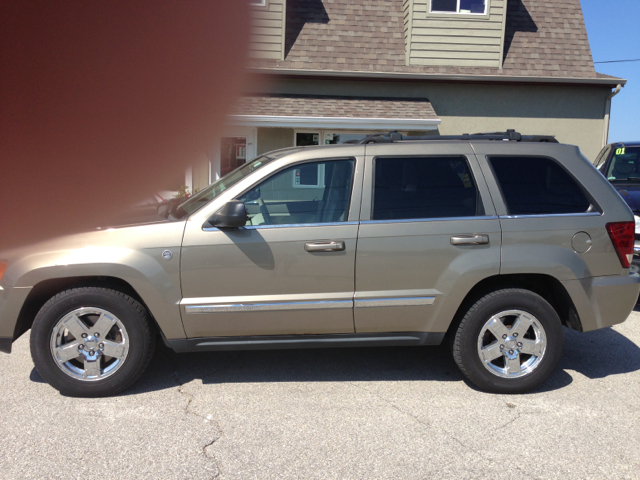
[1,311,639,479]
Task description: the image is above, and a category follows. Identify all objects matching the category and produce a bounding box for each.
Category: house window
[293,163,325,188]
[431,0,487,14]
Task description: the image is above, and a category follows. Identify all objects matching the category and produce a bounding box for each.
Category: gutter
[602,84,623,147]
[248,67,628,87]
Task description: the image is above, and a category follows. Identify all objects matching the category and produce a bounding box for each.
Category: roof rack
[358,129,558,144]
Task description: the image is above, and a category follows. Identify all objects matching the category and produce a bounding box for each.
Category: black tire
[452,288,564,394]
[30,287,155,397]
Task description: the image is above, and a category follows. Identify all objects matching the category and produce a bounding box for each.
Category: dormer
[249,0,287,61]
[404,0,508,69]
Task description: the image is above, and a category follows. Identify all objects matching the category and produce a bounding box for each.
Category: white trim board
[229,115,441,130]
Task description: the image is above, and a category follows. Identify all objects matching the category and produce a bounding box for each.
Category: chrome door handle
[450,234,489,245]
[304,241,346,252]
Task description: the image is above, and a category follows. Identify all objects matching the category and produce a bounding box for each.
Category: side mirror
[207,200,246,228]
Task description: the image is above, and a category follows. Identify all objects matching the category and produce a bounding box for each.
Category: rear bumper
[0,286,33,353]
[563,273,640,332]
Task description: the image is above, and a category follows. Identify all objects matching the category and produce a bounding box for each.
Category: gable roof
[249,0,621,83]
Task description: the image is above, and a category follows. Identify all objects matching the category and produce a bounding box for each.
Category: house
[185,0,625,192]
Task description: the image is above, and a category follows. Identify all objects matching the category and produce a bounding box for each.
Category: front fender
[0,221,188,341]
[10,246,186,339]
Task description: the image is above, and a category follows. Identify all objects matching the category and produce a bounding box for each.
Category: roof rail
[358,129,558,144]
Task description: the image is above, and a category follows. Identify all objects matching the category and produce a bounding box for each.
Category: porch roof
[229,94,440,130]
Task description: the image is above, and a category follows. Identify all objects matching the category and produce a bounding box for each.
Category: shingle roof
[249,0,609,80]
[232,94,438,119]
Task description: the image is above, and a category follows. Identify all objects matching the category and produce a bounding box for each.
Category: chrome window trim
[360,216,498,225]
[355,297,435,308]
[499,212,602,220]
[185,300,353,314]
[203,221,359,232]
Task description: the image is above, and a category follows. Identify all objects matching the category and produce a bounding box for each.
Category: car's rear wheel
[452,288,564,394]
[30,287,155,397]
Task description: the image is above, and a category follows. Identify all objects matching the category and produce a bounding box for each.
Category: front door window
[238,159,355,226]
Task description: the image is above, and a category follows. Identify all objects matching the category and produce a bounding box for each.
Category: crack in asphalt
[349,382,535,478]
[170,353,242,480]
[349,382,432,429]
[172,371,223,479]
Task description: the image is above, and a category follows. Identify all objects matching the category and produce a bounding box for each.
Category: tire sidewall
[31,288,152,397]
[456,289,564,394]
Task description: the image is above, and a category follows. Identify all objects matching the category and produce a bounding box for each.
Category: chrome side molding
[185,300,353,314]
[354,297,435,308]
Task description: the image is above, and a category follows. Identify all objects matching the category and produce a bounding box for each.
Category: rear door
[354,142,502,334]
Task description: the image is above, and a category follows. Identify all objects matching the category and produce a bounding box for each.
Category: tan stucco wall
[264,78,612,161]
[257,127,294,155]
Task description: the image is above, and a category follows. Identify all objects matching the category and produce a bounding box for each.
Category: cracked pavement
[1,311,640,479]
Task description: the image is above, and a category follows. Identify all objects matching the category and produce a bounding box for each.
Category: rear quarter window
[489,156,591,215]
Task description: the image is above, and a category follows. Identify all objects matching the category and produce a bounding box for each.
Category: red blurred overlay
[0,1,249,250]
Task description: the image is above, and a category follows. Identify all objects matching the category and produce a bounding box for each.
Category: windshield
[605,146,640,182]
[174,155,274,219]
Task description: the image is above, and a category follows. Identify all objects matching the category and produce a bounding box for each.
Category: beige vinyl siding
[249,0,286,60]
[403,0,413,65]
[406,0,508,68]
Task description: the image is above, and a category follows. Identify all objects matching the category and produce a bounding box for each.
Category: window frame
[486,155,600,217]
[429,0,489,16]
[249,0,267,8]
[235,157,358,228]
[370,154,486,222]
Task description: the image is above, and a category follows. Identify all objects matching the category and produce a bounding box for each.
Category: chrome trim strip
[499,212,602,220]
[196,336,422,347]
[203,221,358,232]
[355,296,435,308]
[182,292,354,305]
[185,300,353,314]
[360,216,498,225]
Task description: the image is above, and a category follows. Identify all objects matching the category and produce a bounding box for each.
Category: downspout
[602,84,622,147]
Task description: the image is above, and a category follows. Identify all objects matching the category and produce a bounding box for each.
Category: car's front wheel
[30,287,155,397]
[452,288,564,394]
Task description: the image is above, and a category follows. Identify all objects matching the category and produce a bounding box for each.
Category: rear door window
[488,156,590,215]
[372,156,483,220]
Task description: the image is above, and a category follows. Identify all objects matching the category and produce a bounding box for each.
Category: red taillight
[606,222,635,268]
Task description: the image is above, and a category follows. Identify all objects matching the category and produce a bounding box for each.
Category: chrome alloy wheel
[476,309,547,378]
[49,307,130,381]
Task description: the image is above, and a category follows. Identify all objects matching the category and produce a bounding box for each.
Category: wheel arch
[13,276,160,342]
[446,273,582,341]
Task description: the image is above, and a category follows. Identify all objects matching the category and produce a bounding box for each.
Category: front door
[179,154,363,338]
